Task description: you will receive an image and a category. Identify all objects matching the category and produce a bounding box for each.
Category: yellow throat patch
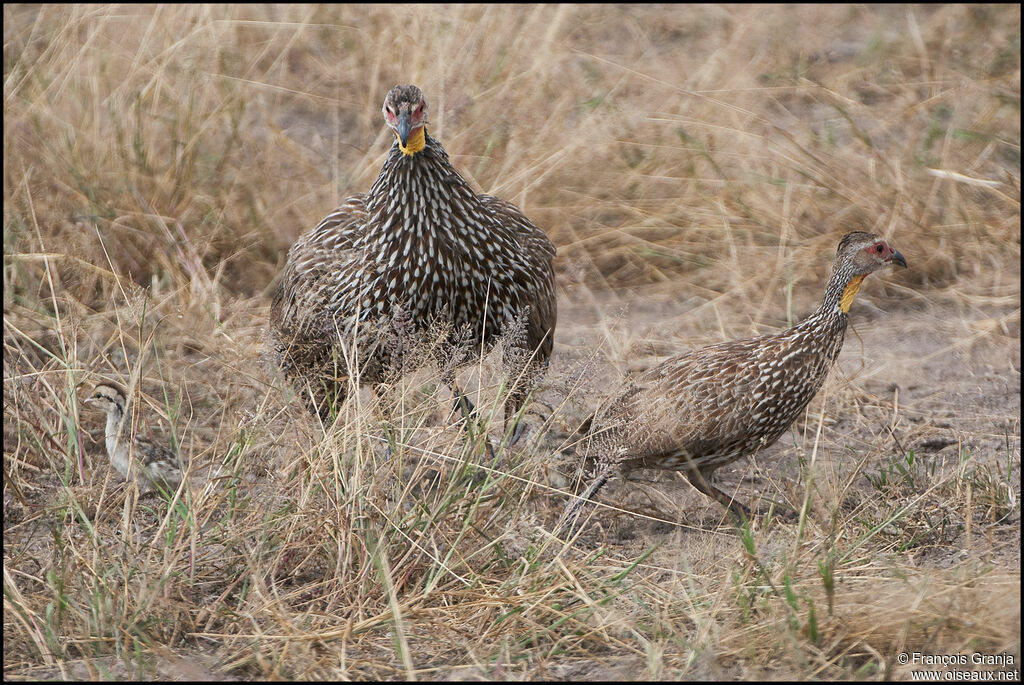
[398,127,426,156]
[839,275,866,313]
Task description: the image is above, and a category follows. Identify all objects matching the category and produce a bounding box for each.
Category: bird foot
[506,418,528,447]
[499,416,536,453]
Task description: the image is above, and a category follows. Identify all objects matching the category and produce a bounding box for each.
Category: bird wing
[587,336,769,465]
[478,194,556,261]
[133,436,179,466]
[270,195,369,336]
[477,194,557,358]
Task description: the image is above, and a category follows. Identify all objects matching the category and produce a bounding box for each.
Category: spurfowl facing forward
[565,231,907,528]
[270,85,556,429]
[85,383,183,495]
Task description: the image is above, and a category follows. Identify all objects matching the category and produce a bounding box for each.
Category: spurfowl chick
[270,84,556,432]
[85,383,183,495]
[565,231,907,529]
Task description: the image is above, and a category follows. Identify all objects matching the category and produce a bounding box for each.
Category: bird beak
[396,110,412,147]
[888,249,908,268]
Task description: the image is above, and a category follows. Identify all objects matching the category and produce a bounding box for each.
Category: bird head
[834,231,907,313]
[85,383,127,416]
[382,84,428,156]
[838,231,908,272]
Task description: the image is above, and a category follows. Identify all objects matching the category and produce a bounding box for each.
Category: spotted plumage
[85,383,183,494]
[565,232,907,528]
[270,85,556,424]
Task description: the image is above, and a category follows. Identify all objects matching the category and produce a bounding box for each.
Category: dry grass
[4,4,1020,680]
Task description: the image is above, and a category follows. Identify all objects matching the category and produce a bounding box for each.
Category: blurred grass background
[4,4,1019,680]
[6,4,1019,308]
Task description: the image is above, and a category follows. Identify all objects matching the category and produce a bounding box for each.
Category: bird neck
[397,127,427,156]
[838,275,866,313]
[104,403,125,440]
[819,261,865,317]
[365,133,471,243]
[781,263,860,367]
[104,404,132,472]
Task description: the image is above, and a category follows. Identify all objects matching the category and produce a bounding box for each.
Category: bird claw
[505,418,528,448]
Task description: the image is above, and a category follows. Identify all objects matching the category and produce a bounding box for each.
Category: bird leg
[450,383,495,461]
[501,350,548,447]
[558,466,613,537]
[685,465,797,523]
[296,347,349,424]
[451,383,477,422]
[504,387,529,447]
[683,468,754,524]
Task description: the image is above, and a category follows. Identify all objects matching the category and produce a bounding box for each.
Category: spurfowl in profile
[270,85,556,433]
[564,232,907,529]
[85,383,183,495]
